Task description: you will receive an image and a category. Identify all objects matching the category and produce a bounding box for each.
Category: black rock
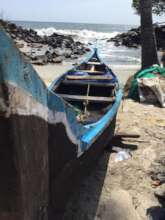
[1,19,89,64]
[109,24,165,50]
[52,56,63,63]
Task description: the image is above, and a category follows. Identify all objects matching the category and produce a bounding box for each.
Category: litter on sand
[115,151,132,162]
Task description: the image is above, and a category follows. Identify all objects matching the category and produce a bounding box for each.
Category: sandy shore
[33,63,72,86]
[33,63,165,220]
[33,63,140,86]
[63,100,165,220]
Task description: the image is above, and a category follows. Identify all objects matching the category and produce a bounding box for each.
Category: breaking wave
[36,26,140,66]
[36,27,119,42]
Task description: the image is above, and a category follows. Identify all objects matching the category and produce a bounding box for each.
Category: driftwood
[114,132,140,139]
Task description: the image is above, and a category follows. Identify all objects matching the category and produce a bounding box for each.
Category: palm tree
[140,0,159,69]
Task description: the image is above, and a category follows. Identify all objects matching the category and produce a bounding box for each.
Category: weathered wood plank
[66,75,112,80]
[78,70,104,74]
[87,61,102,65]
[114,133,140,138]
[59,94,115,102]
[63,79,115,87]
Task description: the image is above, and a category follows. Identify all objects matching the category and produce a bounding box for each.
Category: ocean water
[14,21,141,66]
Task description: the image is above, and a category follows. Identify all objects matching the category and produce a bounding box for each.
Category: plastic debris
[115,151,131,162]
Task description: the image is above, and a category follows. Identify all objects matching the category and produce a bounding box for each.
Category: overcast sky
[0,0,164,25]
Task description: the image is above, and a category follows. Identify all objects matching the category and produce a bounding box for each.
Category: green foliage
[132,0,165,15]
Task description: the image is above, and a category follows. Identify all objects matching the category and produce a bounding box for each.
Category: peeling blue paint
[0,28,48,107]
[0,27,86,139]
[80,89,123,151]
[0,26,123,156]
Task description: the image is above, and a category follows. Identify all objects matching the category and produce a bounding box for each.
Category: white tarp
[137,76,165,107]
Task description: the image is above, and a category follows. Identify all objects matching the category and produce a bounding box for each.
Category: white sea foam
[36,26,141,66]
[101,53,140,62]
[36,27,119,41]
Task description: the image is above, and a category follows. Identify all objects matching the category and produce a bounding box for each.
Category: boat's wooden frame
[0,26,123,220]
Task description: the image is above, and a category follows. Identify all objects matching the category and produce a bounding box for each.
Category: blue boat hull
[0,26,122,219]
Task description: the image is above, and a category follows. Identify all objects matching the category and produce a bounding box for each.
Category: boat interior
[53,55,117,124]
[75,60,108,74]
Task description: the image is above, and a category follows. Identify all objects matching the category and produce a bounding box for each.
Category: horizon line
[12,19,139,27]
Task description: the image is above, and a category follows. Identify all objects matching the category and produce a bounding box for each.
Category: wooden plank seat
[78,70,104,74]
[66,74,113,80]
[63,79,116,87]
[87,62,102,65]
[58,94,115,103]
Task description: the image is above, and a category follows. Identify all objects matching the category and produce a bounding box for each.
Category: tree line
[133,0,165,15]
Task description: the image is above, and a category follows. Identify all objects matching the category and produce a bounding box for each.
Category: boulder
[31,55,48,65]
[109,25,165,50]
[1,19,88,64]
[52,56,63,64]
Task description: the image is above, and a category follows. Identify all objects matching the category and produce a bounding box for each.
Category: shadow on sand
[63,136,138,220]
[63,151,111,220]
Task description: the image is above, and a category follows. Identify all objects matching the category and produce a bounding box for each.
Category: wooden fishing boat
[50,48,120,127]
[0,26,122,220]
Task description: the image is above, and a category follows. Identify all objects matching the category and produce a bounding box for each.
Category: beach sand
[34,63,165,220]
[63,100,165,220]
[33,63,140,86]
[33,63,72,86]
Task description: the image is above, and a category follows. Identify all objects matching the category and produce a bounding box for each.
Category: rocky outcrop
[109,24,165,50]
[109,27,141,48]
[0,20,90,65]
